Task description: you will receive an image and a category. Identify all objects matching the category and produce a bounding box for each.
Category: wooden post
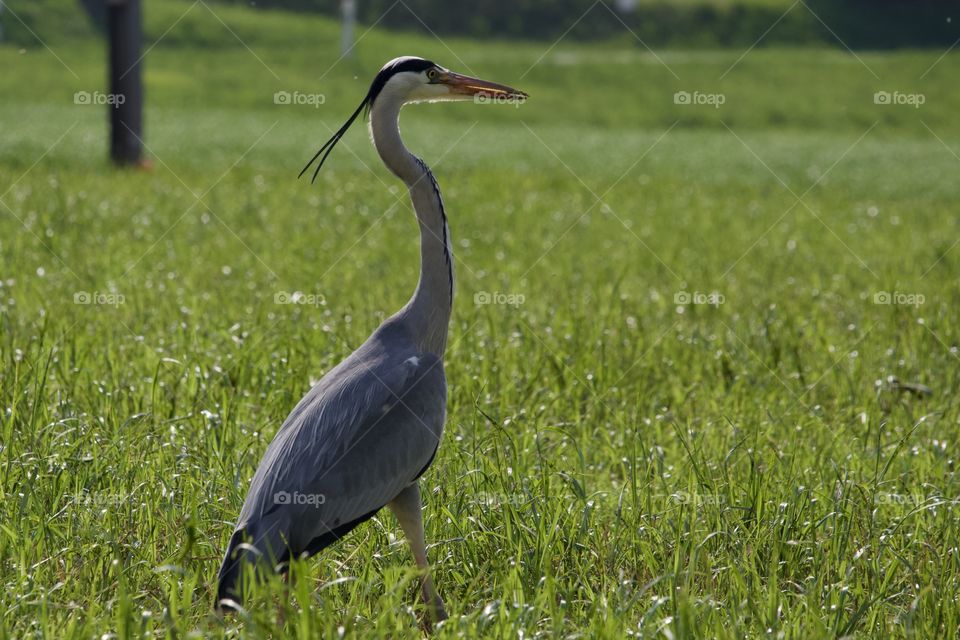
[107,0,143,166]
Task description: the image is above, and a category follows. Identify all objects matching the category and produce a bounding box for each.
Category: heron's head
[300,56,528,182]
[367,56,529,106]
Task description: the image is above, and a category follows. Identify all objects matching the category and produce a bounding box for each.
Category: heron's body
[219,320,446,568]
[216,56,526,623]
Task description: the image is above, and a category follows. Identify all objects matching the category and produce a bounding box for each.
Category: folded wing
[216,350,445,606]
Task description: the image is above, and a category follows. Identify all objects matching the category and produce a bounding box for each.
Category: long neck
[369,96,454,357]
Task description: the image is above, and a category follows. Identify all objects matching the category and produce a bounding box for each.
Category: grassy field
[1,1,959,638]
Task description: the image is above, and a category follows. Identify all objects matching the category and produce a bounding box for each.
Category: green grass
[1,1,959,638]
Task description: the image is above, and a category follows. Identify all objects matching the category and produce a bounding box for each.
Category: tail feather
[216,523,293,612]
[215,529,249,612]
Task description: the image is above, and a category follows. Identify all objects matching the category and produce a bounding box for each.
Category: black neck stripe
[414,157,453,304]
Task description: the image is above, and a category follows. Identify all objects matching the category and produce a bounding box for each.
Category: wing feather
[234,347,445,559]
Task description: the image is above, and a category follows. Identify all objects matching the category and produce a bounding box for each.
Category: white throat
[369,91,455,356]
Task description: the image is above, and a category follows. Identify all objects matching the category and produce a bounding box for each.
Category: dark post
[107,0,143,166]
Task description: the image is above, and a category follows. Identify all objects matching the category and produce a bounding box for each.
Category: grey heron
[216,57,527,623]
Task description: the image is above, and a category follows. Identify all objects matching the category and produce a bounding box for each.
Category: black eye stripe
[365,57,438,105]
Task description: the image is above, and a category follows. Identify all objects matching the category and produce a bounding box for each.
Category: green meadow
[1,1,958,637]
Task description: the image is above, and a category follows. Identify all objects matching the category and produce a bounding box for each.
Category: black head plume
[299,57,436,184]
[297,98,367,184]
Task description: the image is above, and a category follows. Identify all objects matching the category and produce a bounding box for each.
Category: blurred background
[2,0,958,157]
[7,0,959,48]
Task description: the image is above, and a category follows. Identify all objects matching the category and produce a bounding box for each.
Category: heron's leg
[388,483,448,624]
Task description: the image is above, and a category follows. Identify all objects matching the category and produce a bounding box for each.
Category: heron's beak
[441,71,528,103]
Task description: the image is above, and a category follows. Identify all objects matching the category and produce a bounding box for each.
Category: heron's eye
[426,68,439,81]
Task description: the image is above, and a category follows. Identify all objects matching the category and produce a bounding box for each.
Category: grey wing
[236,351,445,559]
